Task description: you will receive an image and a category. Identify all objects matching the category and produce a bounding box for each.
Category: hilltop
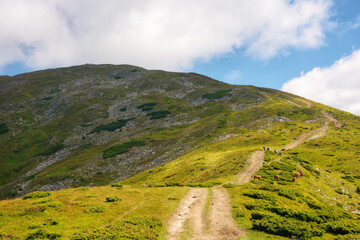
[0,64,360,239]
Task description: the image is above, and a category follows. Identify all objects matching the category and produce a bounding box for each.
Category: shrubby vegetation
[105,196,122,202]
[83,206,105,213]
[205,89,232,100]
[110,182,123,188]
[146,110,171,119]
[89,119,131,134]
[136,102,157,111]
[23,191,52,199]
[203,89,231,100]
[103,139,146,158]
[0,122,9,135]
[26,230,61,240]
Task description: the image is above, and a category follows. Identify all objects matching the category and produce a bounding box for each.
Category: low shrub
[253,216,324,239]
[277,188,297,200]
[243,191,276,202]
[84,206,105,213]
[0,122,9,135]
[136,102,157,111]
[271,162,296,171]
[251,211,274,220]
[323,221,360,234]
[105,197,122,202]
[46,201,63,208]
[89,119,130,134]
[23,191,51,199]
[233,207,246,218]
[26,230,61,240]
[119,107,127,112]
[341,176,355,182]
[147,110,171,120]
[203,89,232,100]
[111,182,123,188]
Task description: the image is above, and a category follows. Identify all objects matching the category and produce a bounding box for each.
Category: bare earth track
[166,99,341,240]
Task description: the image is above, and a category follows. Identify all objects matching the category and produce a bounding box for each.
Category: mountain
[0,64,359,239]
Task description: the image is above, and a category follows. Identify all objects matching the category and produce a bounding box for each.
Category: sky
[0,0,359,115]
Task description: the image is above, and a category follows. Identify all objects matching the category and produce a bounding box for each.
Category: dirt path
[234,151,265,185]
[166,187,246,240]
[167,188,208,240]
[295,98,312,108]
[206,187,245,240]
[321,111,342,127]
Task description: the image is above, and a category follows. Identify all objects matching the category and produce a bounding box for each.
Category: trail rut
[234,151,265,185]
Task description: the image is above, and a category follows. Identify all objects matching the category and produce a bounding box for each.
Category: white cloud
[0,0,333,72]
[282,49,360,115]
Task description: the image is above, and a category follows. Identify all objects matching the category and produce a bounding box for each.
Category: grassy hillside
[0,65,359,239]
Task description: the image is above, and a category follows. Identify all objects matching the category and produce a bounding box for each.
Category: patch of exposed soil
[234,151,265,185]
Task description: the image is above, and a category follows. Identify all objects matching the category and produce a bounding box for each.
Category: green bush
[103,139,146,158]
[243,191,276,202]
[46,201,63,208]
[0,122,9,135]
[323,221,360,234]
[111,182,123,188]
[23,191,52,199]
[89,119,130,134]
[233,207,246,218]
[105,197,122,202]
[341,176,355,182]
[31,198,52,205]
[277,188,297,200]
[203,89,231,100]
[119,107,127,112]
[84,206,105,213]
[251,211,274,220]
[136,102,157,111]
[26,230,61,240]
[253,216,323,239]
[271,162,296,171]
[147,110,171,120]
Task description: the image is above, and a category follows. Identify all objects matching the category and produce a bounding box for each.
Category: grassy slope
[1,66,360,239]
[0,185,189,239]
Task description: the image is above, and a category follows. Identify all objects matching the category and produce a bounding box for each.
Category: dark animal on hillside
[253,175,263,180]
[274,174,279,180]
[299,171,303,176]
[294,172,301,178]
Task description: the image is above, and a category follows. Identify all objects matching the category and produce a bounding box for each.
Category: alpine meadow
[0,64,359,239]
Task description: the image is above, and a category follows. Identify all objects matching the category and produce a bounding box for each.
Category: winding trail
[234,151,265,185]
[166,99,341,240]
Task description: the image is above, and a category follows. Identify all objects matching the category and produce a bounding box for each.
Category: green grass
[0,185,189,239]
